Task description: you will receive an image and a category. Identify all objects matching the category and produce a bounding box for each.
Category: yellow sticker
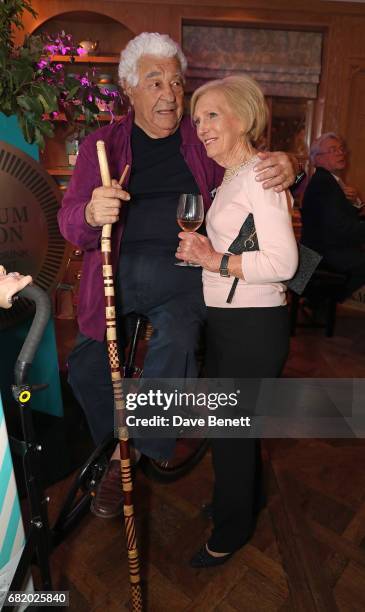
[19,390,31,403]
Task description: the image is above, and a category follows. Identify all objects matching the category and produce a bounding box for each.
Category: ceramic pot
[78,40,99,55]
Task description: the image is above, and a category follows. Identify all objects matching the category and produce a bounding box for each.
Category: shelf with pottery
[41,73,124,176]
[29,10,134,321]
[43,106,124,176]
[39,39,122,173]
[47,54,120,64]
[32,16,127,182]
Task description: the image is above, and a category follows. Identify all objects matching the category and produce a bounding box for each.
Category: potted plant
[0,0,124,150]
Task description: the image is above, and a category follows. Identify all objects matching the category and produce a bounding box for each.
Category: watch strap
[219,253,231,277]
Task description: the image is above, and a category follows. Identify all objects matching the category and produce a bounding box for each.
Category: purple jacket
[58,112,224,341]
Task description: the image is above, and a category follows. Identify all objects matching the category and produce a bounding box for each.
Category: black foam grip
[14,285,51,385]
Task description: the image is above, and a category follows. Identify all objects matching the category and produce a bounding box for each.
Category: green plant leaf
[17,112,35,144]
[0,1,37,49]
[0,49,6,68]
[31,83,59,113]
[12,62,35,89]
[16,94,43,115]
[65,85,81,100]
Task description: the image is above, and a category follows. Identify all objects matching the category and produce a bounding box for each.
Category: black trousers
[205,305,289,552]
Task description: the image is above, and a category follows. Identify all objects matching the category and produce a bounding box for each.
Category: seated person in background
[301,132,365,297]
[0,266,32,308]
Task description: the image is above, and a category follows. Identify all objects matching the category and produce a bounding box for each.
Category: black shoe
[190,545,234,568]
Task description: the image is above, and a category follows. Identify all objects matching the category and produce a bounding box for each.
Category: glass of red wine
[176,193,204,267]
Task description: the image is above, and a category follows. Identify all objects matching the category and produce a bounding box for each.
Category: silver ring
[7,296,13,304]
[244,238,255,249]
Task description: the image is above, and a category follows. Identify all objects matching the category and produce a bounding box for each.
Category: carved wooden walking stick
[96,140,143,611]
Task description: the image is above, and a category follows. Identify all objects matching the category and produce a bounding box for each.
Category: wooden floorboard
[268,465,338,611]
[26,304,365,610]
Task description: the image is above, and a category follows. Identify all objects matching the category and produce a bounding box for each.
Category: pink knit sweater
[203,156,299,308]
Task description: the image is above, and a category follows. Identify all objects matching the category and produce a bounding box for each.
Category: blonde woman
[176,75,298,567]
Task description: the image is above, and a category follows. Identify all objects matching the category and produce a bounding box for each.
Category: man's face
[315,137,347,173]
[125,55,185,139]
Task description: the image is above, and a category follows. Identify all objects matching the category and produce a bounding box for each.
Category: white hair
[118,32,188,89]
[310,132,342,165]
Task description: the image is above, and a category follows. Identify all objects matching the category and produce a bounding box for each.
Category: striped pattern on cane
[96,140,143,611]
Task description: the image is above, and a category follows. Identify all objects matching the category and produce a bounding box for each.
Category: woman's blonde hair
[190,75,268,143]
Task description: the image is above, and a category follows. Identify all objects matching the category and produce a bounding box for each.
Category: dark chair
[289,267,348,337]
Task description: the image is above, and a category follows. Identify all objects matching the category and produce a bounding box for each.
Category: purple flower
[77,47,87,56]
[45,44,58,54]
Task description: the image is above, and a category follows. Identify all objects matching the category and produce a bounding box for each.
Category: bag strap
[226,278,239,304]
[226,213,259,304]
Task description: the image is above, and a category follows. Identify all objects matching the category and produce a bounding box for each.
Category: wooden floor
[37,304,365,611]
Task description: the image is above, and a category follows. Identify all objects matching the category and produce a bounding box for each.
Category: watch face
[0,141,68,330]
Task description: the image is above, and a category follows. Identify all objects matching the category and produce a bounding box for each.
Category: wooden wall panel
[343,62,365,197]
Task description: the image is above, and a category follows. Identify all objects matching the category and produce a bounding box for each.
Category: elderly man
[301,132,365,297]
[58,32,298,518]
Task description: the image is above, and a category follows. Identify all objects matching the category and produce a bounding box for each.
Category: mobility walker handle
[14,284,51,386]
[8,283,53,596]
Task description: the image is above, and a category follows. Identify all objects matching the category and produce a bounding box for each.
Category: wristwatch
[219,253,231,277]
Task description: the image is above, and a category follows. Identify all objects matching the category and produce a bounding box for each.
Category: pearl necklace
[222,155,257,184]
